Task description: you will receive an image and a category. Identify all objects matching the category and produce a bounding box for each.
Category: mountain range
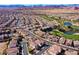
[0,4,79,9]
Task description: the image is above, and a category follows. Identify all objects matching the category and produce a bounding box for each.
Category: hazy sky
[0,0,79,5]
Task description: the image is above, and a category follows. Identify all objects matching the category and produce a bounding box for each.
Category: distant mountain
[0,4,79,9]
[0,5,26,8]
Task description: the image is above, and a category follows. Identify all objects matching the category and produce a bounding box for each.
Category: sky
[0,0,79,5]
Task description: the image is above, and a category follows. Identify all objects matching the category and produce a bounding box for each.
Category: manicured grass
[41,15,53,21]
[50,29,63,36]
[41,15,60,21]
[41,15,72,29]
[41,15,79,40]
[50,29,79,40]
[64,34,79,40]
[71,25,79,29]
[70,25,79,32]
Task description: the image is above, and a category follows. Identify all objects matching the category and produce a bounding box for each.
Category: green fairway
[41,15,79,40]
[50,29,79,40]
[40,15,53,21]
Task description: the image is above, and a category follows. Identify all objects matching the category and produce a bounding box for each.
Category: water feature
[63,22,73,35]
[64,22,72,26]
[64,31,74,35]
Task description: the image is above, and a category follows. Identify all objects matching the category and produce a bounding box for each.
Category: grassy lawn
[40,15,54,21]
[71,25,79,29]
[41,15,61,21]
[50,29,63,36]
[41,15,72,29]
[50,29,79,40]
[41,15,79,40]
[64,34,79,40]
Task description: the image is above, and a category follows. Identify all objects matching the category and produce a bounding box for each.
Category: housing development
[0,4,79,55]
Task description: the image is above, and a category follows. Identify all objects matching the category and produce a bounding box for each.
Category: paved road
[21,40,29,55]
[0,17,15,27]
[35,45,50,55]
[27,30,79,51]
[14,25,79,55]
